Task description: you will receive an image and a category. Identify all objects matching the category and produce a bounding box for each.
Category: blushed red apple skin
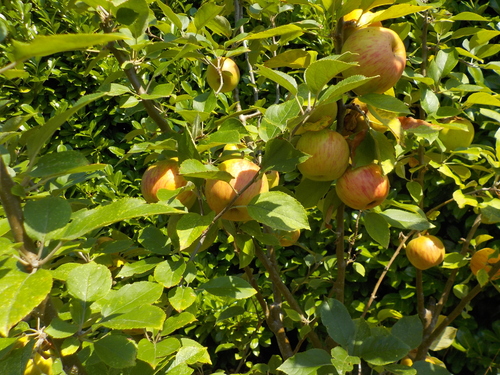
[406,235,445,270]
[341,27,406,95]
[205,159,269,222]
[296,129,350,182]
[141,160,196,207]
[335,163,390,210]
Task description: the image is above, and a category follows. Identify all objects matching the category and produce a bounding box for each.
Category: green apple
[438,117,475,150]
[207,57,240,93]
[341,27,406,95]
[296,129,350,181]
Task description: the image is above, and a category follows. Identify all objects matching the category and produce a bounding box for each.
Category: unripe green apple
[341,27,406,95]
[296,129,350,181]
[141,159,196,208]
[207,57,240,93]
[438,117,475,151]
[205,158,269,222]
[406,235,445,270]
[335,163,390,210]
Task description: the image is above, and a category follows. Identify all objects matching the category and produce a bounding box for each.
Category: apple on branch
[207,57,240,93]
[205,158,269,222]
[341,27,406,95]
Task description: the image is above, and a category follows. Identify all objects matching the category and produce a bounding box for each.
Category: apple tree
[0,0,500,374]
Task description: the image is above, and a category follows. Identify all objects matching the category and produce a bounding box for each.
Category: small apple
[438,117,475,150]
[296,129,350,181]
[470,248,500,280]
[343,8,383,40]
[406,235,445,270]
[273,229,301,247]
[335,163,390,210]
[205,158,269,222]
[341,27,406,95]
[266,170,280,188]
[141,159,196,208]
[207,57,240,93]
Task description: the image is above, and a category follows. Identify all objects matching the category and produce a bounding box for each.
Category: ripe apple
[141,159,196,208]
[335,163,390,210]
[206,57,240,93]
[205,158,269,222]
[296,129,350,181]
[272,229,301,247]
[341,27,406,95]
[470,248,500,280]
[405,235,445,270]
[438,117,475,150]
[343,9,383,40]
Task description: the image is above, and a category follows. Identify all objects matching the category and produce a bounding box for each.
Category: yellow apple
[141,159,196,208]
[205,159,269,221]
[341,27,406,95]
[406,235,445,270]
[273,229,301,247]
[207,57,240,93]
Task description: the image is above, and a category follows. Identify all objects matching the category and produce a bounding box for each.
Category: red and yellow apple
[207,57,240,93]
[205,158,269,222]
[406,235,445,270]
[335,163,390,210]
[141,159,196,208]
[438,117,475,151]
[272,229,301,247]
[296,129,350,181]
[341,27,406,95]
[470,248,500,280]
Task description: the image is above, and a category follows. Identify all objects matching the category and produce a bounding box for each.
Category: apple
[205,158,269,222]
[272,229,301,247]
[335,163,390,210]
[295,100,338,135]
[296,129,350,181]
[207,57,240,93]
[343,9,383,40]
[438,117,475,150]
[405,235,445,270]
[341,27,406,95]
[470,248,500,280]
[141,159,196,208]
[266,170,280,188]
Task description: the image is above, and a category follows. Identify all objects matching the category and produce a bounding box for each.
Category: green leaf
[304,56,354,93]
[420,87,440,115]
[161,312,197,336]
[359,335,410,366]
[256,65,298,96]
[0,269,53,337]
[176,212,214,250]
[154,258,187,288]
[137,337,181,368]
[116,257,162,278]
[363,212,390,248]
[60,198,185,240]
[168,286,197,312]
[170,339,211,367]
[265,100,302,130]
[201,276,256,299]
[94,334,137,369]
[247,191,310,231]
[45,317,79,339]
[412,361,451,374]
[464,92,500,108]
[261,138,309,173]
[320,298,355,350]
[179,159,233,181]
[155,0,183,30]
[451,12,489,21]
[23,197,72,242]
[331,346,361,374]
[479,198,500,224]
[29,150,102,178]
[370,4,432,23]
[320,75,376,103]
[101,281,163,317]
[278,348,333,375]
[358,94,411,115]
[100,304,166,330]
[12,33,127,61]
[0,19,7,44]
[194,3,225,30]
[391,315,423,350]
[264,49,317,69]
[380,208,433,230]
[244,24,305,40]
[0,338,34,375]
[294,178,333,209]
[67,262,112,302]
